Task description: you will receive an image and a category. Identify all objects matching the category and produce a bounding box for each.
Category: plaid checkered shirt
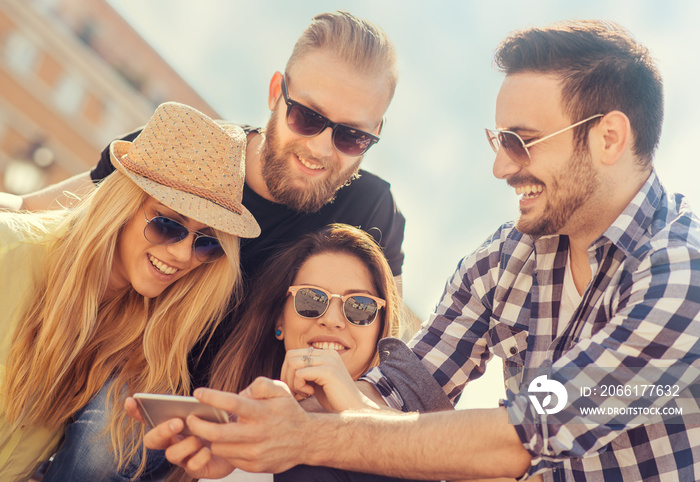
[363,170,700,481]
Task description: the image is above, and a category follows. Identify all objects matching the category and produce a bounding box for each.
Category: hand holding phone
[133,393,229,436]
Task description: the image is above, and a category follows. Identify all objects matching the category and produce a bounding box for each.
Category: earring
[275,329,282,337]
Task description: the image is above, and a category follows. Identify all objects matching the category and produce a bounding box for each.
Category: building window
[3,31,38,76]
[53,72,84,116]
[29,0,62,16]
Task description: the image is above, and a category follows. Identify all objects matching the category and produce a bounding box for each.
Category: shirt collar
[595,170,662,256]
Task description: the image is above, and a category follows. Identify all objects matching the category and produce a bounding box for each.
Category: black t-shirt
[93,124,406,386]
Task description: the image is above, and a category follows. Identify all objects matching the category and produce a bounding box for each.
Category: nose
[166,234,195,263]
[317,298,345,329]
[305,126,335,159]
[492,147,522,180]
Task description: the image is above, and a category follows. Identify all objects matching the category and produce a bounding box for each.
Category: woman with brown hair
[209,223,400,400]
[131,223,401,481]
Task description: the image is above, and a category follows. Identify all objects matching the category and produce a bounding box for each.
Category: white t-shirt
[557,253,583,337]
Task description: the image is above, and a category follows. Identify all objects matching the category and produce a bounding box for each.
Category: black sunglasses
[142,207,224,263]
[280,75,382,157]
[287,285,386,326]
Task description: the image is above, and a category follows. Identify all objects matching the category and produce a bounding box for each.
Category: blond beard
[260,110,362,213]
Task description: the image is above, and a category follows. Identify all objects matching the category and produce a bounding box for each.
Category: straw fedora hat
[110,102,260,238]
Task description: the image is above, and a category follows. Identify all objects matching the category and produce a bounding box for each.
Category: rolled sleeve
[361,338,453,412]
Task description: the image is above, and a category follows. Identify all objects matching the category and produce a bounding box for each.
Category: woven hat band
[120,154,243,215]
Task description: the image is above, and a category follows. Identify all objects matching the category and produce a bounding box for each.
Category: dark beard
[515,149,598,238]
[259,109,362,214]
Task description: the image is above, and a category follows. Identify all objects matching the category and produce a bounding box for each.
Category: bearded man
[16,11,406,481]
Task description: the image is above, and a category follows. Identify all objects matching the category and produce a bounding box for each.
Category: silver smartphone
[133,393,229,436]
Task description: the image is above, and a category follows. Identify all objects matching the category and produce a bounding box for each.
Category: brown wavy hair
[209,223,400,395]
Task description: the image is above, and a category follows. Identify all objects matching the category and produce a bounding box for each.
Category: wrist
[302,413,340,466]
[0,192,23,211]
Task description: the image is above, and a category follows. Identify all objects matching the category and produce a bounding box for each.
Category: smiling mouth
[297,154,325,171]
[515,184,544,200]
[310,341,347,351]
[148,254,179,275]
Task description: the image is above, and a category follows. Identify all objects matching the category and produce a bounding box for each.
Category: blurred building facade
[0,0,218,195]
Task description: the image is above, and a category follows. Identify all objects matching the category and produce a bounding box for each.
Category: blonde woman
[0,102,259,480]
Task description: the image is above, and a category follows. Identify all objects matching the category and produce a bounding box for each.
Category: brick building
[0,0,218,194]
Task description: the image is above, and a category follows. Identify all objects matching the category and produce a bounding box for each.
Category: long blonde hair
[1,172,241,474]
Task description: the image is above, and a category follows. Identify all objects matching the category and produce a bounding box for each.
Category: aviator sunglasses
[485,114,604,167]
[287,285,386,326]
[281,75,382,157]
[142,207,225,263]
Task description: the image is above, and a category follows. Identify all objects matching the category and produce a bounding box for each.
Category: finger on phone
[164,434,206,467]
[193,387,240,411]
[184,414,230,443]
[195,381,287,408]
[124,397,145,424]
[143,417,185,450]
[183,444,213,473]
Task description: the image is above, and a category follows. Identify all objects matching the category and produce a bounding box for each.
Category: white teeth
[311,341,346,351]
[515,184,544,198]
[299,156,324,170]
[148,254,178,275]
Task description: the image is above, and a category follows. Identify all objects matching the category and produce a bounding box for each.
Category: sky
[105,0,700,408]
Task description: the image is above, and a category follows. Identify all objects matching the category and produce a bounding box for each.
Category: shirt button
[509,346,518,355]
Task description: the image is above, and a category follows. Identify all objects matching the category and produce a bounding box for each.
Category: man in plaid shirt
[354,19,700,481]
[140,19,699,482]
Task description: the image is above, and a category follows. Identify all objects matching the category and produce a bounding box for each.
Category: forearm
[0,192,23,210]
[21,171,94,211]
[304,407,531,480]
[356,380,388,406]
[298,381,395,413]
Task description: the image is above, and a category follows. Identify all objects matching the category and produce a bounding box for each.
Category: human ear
[268,71,284,111]
[597,111,631,166]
